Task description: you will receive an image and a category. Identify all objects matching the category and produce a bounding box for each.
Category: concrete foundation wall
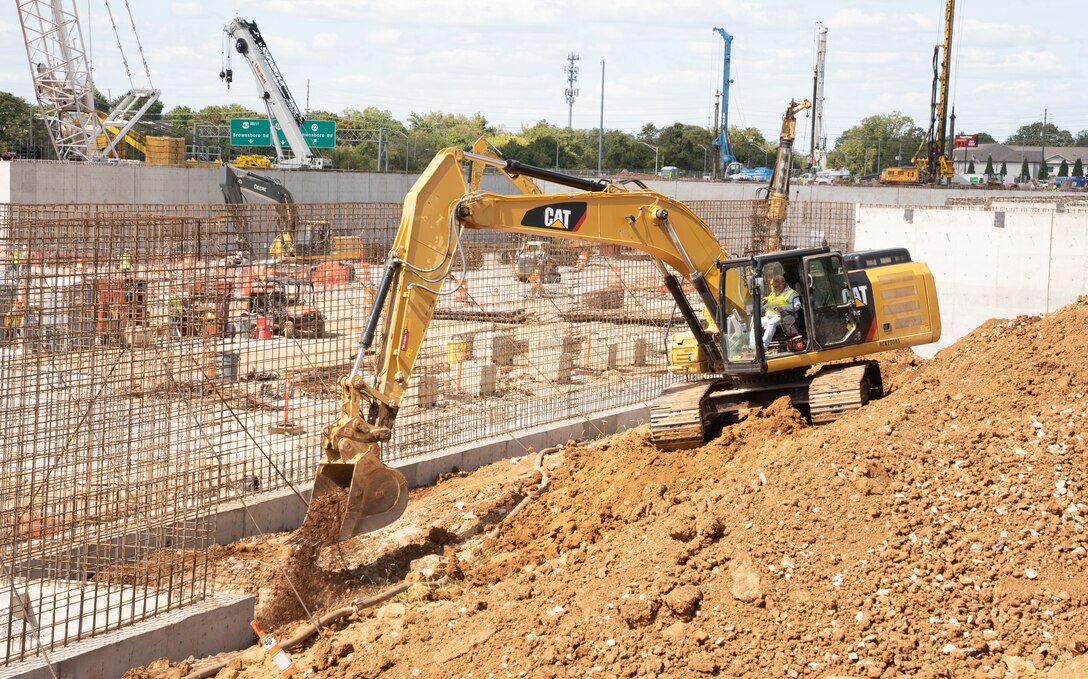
[856,204,1088,356]
[2,160,1039,206]
[0,162,10,203]
[0,593,253,679]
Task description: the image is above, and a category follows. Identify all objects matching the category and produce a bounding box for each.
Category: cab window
[805,255,859,347]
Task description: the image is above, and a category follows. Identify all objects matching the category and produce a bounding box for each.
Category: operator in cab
[760,274,801,349]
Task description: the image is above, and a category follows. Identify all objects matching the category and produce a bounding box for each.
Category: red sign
[954,134,978,148]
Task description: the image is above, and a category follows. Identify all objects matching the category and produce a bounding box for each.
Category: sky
[2,0,1086,151]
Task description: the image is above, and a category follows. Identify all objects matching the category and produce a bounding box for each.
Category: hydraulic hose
[182,578,444,679]
[485,444,561,540]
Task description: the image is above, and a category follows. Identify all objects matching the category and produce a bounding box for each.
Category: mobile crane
[305,142,941,541]
[221,17,331,169]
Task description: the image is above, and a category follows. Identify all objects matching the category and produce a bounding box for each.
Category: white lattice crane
[15,0,160,161]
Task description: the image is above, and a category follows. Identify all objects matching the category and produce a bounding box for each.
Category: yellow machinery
[231,154,274,169]
[304,141,942,541]
[884,0,956,185]
[756,99,811,253]
[219,165,361,262]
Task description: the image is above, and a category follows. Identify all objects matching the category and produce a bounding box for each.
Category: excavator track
[650,380,718,451]
[808,363,872,424]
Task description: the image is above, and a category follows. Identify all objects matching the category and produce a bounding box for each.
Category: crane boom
[16,0,160,162]
[223,17,331,169]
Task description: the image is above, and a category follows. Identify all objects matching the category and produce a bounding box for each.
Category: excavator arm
[309,145,740,540]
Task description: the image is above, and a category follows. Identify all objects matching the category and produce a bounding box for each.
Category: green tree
[1000,161,1007,177]
[655,122,714,173]
[827,112,923,176]
[1019,158,1029,182]
[0,91,35,153]
[1073,158,1084,177]
[984,155,994,175]
[1038,160,1049,180]
[976,132,997,144]
[161,106,195,140]
[728,127,774,169]
[967,159,975,174]
[193,104,260,125]
[1058,159,1069,176]
[1007,122,1073,146]
[190,104,260,161]
[1074,130,1088,147]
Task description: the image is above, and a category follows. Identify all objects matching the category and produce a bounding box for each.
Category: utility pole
[711,92,720,180]
[1041,107,1048,179]
[598,59,604,176]
[565,53,579,128]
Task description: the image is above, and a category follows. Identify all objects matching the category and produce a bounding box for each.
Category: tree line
[2,89,1086,178]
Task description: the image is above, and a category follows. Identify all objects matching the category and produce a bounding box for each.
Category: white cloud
[170,3,203,19]
[311,33,340,50]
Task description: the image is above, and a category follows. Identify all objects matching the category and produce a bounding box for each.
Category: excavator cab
[718,248,862,374]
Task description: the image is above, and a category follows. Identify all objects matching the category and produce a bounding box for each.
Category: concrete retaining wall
[0,593,253,679]
[856,204,1088,355]
[2,160,1039,205]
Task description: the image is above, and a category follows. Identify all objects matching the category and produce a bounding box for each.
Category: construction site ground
[124,299,1088,679]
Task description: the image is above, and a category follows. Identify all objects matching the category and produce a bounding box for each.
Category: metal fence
[0,198,854,665]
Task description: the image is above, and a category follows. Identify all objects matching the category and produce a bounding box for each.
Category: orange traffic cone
[251,621,297,676]
[455,280,469,302]
[609,265,622,287]
[577,250,589,269]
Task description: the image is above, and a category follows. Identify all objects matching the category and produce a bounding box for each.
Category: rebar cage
[0,199,854,664]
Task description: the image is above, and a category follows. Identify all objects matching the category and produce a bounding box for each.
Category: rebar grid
[0,198,854,665]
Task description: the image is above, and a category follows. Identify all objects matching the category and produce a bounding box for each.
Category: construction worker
[167,292,184,338]
[3,300,23,342]
[9,247,28,276]
[759,274,802,349]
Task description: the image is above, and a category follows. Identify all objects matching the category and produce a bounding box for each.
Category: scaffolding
[0,199,855,666]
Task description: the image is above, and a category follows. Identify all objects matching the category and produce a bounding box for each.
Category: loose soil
[126,299,1088,678]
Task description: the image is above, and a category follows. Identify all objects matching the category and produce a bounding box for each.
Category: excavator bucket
[305,450,409,542]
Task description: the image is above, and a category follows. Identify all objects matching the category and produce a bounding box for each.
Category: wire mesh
[0,198,854,665]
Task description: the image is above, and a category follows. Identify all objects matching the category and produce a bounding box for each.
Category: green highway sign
[229,118,271,146]
[299,120,336,148]
[229,118,337,148]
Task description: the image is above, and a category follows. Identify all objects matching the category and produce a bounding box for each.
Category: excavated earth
[125,299,1088,678]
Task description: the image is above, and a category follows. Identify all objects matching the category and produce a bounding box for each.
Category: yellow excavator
[305,135,942,541]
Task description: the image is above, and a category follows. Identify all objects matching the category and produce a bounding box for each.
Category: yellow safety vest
[765,287,796,311]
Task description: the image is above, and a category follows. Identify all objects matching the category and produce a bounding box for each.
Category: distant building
[954,143,1088,178]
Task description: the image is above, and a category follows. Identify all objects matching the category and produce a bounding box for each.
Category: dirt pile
[132,300,1088,678]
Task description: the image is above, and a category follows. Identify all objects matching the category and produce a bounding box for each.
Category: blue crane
[713,27,736,172]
